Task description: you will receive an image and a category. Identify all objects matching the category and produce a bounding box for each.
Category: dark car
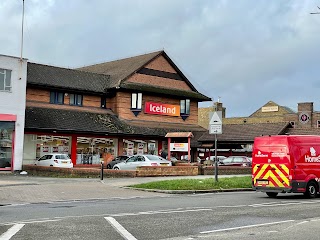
[219,156,251,167]
[106,155,129,169]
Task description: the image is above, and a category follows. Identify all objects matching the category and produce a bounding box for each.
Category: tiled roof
[199,122,290,142]
[25,107,206,145]
[121,82,211,101]
[27,62,111,93]
[78,51,163,88]
[78,51,211,101]
[284,128,320,135]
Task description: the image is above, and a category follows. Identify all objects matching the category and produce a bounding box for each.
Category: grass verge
[129,176,252,190]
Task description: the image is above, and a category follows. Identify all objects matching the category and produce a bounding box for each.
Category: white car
[113,154,172,170]
[34,153,73,168]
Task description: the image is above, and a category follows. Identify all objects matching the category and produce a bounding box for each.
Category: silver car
[113,154,172,170]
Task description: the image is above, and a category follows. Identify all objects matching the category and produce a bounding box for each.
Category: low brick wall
[23,165,250,177]
[200,166,251,175]
[136,166,198,177]
[22,165,198,178]
[23,165,136,178]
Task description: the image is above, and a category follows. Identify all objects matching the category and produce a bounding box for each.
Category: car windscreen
[56,155,68,159]
[146,155,164,161]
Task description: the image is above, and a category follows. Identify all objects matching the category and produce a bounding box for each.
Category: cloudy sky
[1,0,320,117]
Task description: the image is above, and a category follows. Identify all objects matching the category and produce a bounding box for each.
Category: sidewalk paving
[0,173,250,205]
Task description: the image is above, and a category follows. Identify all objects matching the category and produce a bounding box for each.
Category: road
[1,190,320,239]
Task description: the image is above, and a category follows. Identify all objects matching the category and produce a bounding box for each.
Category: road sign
[209,124,222,134]
[209,111,222,134]
[209,111,222,124]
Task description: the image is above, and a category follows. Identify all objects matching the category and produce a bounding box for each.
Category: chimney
[214,102,226,118]
[297,102,313,128]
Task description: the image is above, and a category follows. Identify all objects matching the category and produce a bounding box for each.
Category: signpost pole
[209,110,222,182]
[214,133,218,181]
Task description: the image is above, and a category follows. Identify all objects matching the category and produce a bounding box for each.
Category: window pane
[185,99,190,114]
[57,92,64,104]
[69,94,75,105]
[0,73,4,90]
[5,86,11,91]
[50,92,55,103]
[5,70,11,87]
[137,93,142,109]
[131,93,137,108]
[180,100,185,114]
[101,97,106,108]
[77,95,82,106]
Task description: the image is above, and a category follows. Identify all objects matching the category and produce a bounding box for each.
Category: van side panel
[288,136,320,191]
[253,135,320,194]
[252,136,292,192]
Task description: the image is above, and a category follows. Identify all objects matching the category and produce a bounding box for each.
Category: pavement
[0,172,250,205]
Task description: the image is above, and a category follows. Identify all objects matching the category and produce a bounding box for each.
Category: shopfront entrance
[0,121,14,170]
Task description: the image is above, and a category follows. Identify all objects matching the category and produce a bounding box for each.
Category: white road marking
[111,208,212,217]
[200,220,294,234]
[105,217,137,240]
[0,224,24,240]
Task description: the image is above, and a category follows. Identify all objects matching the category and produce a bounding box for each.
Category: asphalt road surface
[1,191,320,239]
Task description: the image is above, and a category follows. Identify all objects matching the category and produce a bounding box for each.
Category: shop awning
[165,132,194,138]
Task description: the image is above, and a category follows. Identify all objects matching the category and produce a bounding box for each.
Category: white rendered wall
[0,55,27,171]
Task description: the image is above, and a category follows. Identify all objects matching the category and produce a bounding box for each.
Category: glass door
[0,121,14,170]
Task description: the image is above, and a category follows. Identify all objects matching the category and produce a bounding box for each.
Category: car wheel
[266,192,278,198]
[304,181,318,198]
[107,164,112,169]
[113,167,120,170]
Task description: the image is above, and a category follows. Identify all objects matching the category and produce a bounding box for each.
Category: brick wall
[27,88,50,102]
[23,165,199,177]
[145,55,176,73]
[115,92,198,124]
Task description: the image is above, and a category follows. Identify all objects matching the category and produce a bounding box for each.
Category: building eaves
[25,107,206,142]
[120,82,211,101]
[27,62,111,93]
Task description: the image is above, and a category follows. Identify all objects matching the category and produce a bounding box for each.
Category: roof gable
[78,50,204,94]
[78,51,163,88]
[249,101,295,117]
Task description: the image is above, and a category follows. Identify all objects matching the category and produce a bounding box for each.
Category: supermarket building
[19,50,211,170]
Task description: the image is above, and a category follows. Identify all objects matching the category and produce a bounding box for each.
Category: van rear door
[253,145,291,190]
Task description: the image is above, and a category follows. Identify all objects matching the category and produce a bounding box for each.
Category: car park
[219,156,251,167]
[34,153,73,168]
[106,155,129,169]
[113,154,172,170]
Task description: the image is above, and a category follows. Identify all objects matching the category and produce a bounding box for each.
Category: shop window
[180,99,190,120]
[317,120,320,128]
[69,94,83,106]
[101,96,106,108]
[131,93,142,116]
[290,121,295,128]
[0,121,14,169]
[50,91,64,104]
[0,68,12,92]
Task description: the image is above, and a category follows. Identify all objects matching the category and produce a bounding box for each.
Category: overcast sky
[1,0,320,117]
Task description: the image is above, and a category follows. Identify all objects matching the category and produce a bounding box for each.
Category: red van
[252,135,320,198]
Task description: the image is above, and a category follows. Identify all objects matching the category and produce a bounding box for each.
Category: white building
[0,54,27,171]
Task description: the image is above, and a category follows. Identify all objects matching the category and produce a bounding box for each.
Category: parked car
[106,155,129,169]
[205,156,227,162]
[34,153,73,168]
[113,154,172,170]
[218,156,251,167]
